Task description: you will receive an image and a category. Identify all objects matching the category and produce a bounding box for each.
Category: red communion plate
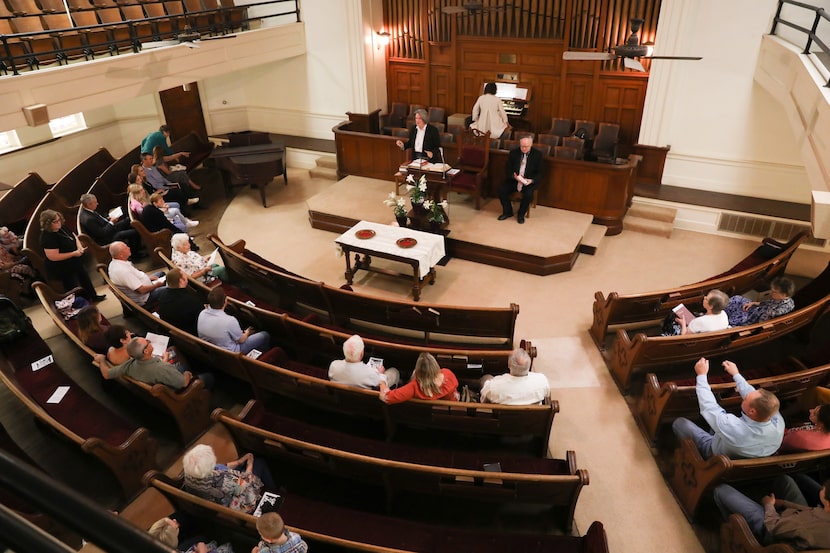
[355,229,376,239]
[396,237,417,248]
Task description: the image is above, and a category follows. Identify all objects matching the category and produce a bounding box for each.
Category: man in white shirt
[107,241,166,306]
[328,335,399,389]
[480,348,549,405]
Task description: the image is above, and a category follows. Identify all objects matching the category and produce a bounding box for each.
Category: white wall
[639,0,810,203]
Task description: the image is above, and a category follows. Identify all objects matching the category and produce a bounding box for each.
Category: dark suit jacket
[80,208,131,245]
[140,204,181,235]
[504,146,544,186]
[157,287,203,334]
[403,124,443,162]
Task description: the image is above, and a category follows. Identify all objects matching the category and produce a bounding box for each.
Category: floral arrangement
[383,192,407,217]
[406,173,428,205]
[423,198,448,223]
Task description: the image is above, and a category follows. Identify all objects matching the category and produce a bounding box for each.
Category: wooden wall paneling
[533,75,560,132]
[430,67,451,113]
[597,75,647,144]
[559,76,592,121]
[457,70,483,118]
[388,62,429,108]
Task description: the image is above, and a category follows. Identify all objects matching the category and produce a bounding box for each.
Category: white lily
[423,199,433,210]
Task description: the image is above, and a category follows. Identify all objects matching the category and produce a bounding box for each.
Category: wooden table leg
[428,267,436,285]
[343,248,355,283]
[411,264,421,302]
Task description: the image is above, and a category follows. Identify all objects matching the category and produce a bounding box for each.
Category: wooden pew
[48,148,116,206]
[144,423,609,553]
[23,189,90,291]
[0,318,158,499]
[590,232,807,346]
[211,234,519,348]
[173,131,215,172]
[215,399,582,530]
[156,248,532,383]
[0,172,51,231]
[720,514,798,553]
[98,267,556,456]
[638,354,830,445]
[670,438,830,519]
[94,144,140,198]
[33,281,211,444]
[609,262,830,393]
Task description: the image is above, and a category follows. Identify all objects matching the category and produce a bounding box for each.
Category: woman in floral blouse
[171,233,226,283]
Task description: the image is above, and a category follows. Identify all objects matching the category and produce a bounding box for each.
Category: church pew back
[33,280,212,444]
[211,234,519,348]
[0,318,157,499]
[215,399,584,532]
[590,232,807,346]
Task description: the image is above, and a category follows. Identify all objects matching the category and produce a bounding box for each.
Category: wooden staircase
[623,203,677,238]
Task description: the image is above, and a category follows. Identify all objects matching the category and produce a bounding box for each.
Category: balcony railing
[770,0,830,86]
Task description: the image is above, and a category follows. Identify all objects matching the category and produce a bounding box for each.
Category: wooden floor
[307,175,596,275]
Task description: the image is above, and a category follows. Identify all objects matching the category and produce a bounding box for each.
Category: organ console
[490,82,532,130]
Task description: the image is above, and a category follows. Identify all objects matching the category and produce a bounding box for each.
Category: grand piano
[205,132,286,208]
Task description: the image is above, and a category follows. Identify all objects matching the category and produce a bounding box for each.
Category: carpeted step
[309,166,338,181]
[579,224,606,255]
[315,156,338,170]
[627,203,677,223]
[623,215,673,238]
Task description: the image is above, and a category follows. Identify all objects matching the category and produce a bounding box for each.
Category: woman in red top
[379,352,459,404]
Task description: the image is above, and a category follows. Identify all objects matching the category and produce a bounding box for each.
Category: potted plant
[423,198,448,231]
[384,193,408,227]
[405,173,428,212]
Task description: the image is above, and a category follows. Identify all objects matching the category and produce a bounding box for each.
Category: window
[0,130,21,154]
[49,113,87,138]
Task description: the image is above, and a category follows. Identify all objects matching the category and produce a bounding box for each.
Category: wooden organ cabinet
[492,82,532,131]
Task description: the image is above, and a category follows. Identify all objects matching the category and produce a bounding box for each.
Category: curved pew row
[216,399,586,532]
[720,514,797,553]
[33,281,212,444]
[210,234,520,348]
[608,261,830,393]
[98,266,556,457]
[670,438,830,519]
[48,148,116,207]
[0,172,51,232]
[638,342,830,444]
[590,232,807,346]
[155,248,535,382]
[141,423,609,553]
[0,318,157,499]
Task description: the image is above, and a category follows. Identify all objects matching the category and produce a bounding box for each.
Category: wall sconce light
[376,30,390,50]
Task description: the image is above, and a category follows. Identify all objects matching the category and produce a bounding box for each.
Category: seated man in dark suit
[395,108,443,162]
[497,135,544,225]
[79,193,145,257]
[157,268,204,335]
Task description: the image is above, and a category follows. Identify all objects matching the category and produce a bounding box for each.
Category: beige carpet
[208,169,830,551]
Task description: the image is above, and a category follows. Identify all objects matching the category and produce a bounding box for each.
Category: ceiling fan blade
[563,51,617,61]
[646,56,702,60]
[623,57,645,72]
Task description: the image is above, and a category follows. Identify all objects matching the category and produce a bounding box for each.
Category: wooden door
[158,83,208,142]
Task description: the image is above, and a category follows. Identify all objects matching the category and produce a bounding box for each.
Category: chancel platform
[308,176,598,275]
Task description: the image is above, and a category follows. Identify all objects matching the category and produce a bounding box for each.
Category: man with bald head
[673,358,784,459]
[107,241,166,306]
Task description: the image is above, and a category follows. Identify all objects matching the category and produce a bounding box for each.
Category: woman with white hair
[171,233,226,283]
[182,444,274,514]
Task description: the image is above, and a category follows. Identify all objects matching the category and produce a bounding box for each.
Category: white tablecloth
[335,221,446,279]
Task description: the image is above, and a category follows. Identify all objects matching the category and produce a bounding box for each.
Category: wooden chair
[439,132,454,144]
[489,137,502,150]
[128,208,172,265]
[431,121,445,133]
[592,122,620,161]
[450,129,490,210]
[389,127,408,138]
[506,144,548,218]
[140,0,182,39]
[549,117,573,136]
[381,101,407,130]
[502,139,519,151]
[574,119,596,140]
[562,136,585,159]
[427,106,445,125]
[554,146,577,159]
[538,133,561,148]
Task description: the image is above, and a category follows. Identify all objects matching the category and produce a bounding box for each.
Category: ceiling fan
[562,15,701,72]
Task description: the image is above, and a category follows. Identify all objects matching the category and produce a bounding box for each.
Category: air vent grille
[717,213,826,248]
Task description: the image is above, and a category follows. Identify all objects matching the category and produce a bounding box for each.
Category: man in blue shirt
[672,357,784,458]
